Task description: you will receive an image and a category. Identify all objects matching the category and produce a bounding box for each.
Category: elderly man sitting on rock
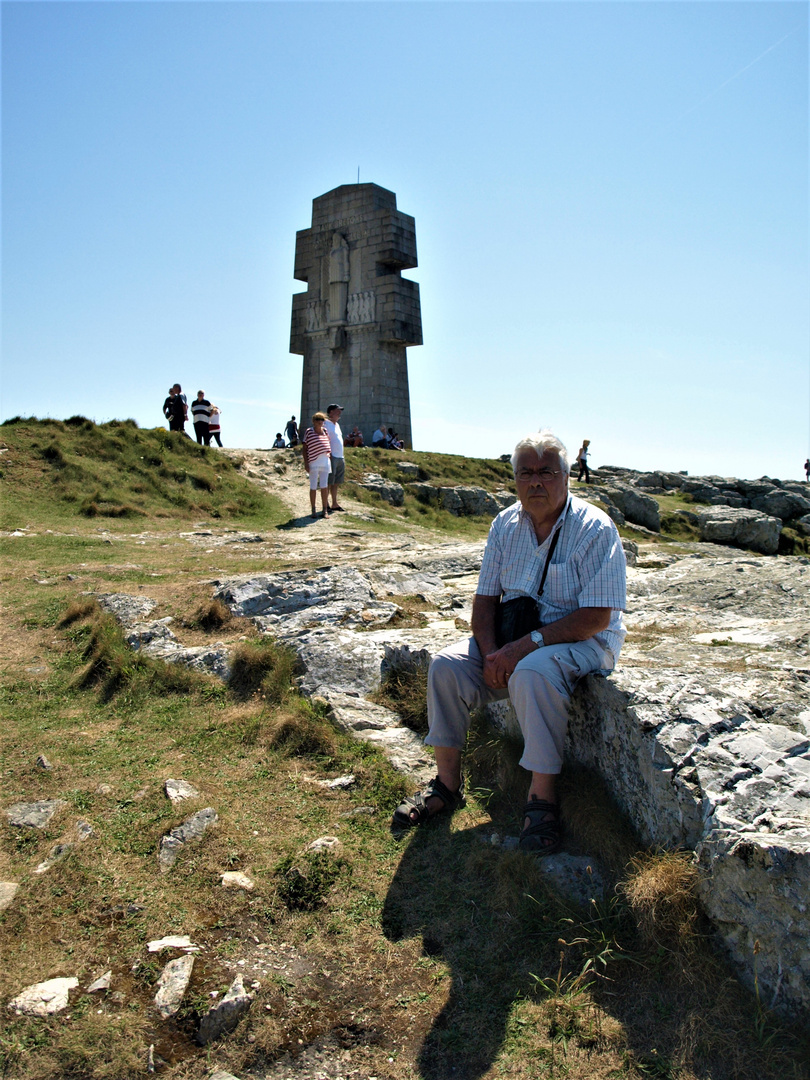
[393,430,627,852]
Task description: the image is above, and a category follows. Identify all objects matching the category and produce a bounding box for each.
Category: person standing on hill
[576,440,590,483]
[208,406,223,447]
[172,384,189,422]
[192,391,212,445]
[324,403,346,511]
[805,459,810,482]
[163,387,186,433]
[302,412,332,519]
[285,416,299,447]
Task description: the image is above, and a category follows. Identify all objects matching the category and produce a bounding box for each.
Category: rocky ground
[5,448,810,1066]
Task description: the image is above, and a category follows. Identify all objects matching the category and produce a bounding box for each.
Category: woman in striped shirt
[302,412,332,518]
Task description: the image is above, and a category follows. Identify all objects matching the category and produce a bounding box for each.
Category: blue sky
[2,1,808,480]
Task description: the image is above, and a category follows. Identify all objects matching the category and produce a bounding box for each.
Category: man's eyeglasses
[516,469,563,484]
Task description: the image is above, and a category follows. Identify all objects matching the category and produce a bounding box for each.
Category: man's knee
[428,649,460,694]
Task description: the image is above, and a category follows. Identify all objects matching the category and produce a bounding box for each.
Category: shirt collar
[517,492,571,539]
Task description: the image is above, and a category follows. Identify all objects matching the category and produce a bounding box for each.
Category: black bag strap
[535,504,567,600]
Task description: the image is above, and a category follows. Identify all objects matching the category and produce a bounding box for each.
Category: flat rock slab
[159,808,218,872]
[8,977,78,1016]
[0,882,20,912]
[165,779,200,804]
[154,954,195,1018]
[96,593,157,622]
[220,871,254,890]
[697,507,781,554]
[148,935,200,953]
[5,799,66,829]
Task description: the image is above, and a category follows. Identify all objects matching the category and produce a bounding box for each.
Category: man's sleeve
[476,518,504,597]
[576,522,627,611]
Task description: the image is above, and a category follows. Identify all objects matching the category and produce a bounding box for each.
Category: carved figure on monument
[290,184,422,448]
[328,232,350,325]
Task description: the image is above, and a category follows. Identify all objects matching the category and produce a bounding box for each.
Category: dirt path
[218,447,440,562]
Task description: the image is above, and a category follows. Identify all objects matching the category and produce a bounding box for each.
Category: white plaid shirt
[477,494,626,661]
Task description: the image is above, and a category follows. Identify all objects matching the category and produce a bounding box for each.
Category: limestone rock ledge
[97,537,810,1019]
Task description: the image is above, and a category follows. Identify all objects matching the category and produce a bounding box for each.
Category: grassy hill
[0,416,287,530]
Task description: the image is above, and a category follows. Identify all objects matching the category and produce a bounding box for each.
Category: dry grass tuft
[228,638,298,702]
[184,598,233,631]
[261,703,339,758]
[66,604,201,701]
[620,849,700,951]
[56,598,99,628]
[371,662,429,734]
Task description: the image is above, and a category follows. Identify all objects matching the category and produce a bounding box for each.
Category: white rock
[8,976,78,1016]
[307,836,341,854]
[164,779,200,804]
[220,871,254,891]
[0,882,20,913]
[154,954,194,1018]
[147,935,200,953]
[86,971,112,993]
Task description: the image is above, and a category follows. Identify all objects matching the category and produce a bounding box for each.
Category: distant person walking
[192,391,212,445]
[324,403,346,511]
[163,387,186,433]
[208,406,223,447]
[302,412,332,518]
[576,440,590,483]
[285,416,299,447]
[805,459,810,482]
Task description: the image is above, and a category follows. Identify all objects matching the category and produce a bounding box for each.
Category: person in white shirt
[324,404,346,511]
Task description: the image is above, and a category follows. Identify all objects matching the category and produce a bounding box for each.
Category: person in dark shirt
[285,416,299,447]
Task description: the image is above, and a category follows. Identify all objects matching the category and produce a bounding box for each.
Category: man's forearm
[471,594,500,656]
[535,606,611,646]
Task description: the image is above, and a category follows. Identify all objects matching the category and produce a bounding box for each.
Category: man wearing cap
[324,404,346,511]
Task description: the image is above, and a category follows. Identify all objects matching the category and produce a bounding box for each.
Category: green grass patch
[0,417,288,530]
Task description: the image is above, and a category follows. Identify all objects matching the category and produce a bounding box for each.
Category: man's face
[328,408,342,421]
[514,448,568,519]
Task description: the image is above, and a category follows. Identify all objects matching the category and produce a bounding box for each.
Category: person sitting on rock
[392,430,626,855]
[345,426,364,447]
[272,433,286,449]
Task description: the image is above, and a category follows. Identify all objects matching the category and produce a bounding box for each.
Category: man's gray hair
[511,431,570,476]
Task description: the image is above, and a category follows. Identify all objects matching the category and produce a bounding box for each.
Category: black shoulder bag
[493,520,563,648]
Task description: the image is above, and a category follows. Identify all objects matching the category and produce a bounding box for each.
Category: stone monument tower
[290,184,422,447]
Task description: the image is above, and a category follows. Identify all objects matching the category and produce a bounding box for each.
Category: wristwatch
[530,630,545,648]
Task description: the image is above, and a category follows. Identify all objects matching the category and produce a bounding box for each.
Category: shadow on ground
[382,814,562,1080]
